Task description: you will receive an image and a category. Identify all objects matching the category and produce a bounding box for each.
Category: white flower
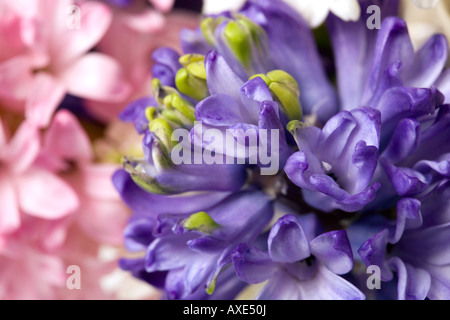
[410,0,440,9]
[282,0,361,28]
[202,0,361,28]
[202,0,247,15]
[400,0,450,50]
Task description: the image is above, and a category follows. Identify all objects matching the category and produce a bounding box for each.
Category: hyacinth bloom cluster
[114,0,450,300]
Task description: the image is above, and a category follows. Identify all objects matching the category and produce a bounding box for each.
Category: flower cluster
[116,0,450,300]
[0,0,200,299]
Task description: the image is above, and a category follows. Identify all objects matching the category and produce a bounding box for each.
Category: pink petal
[0,56,34,102]
[0,11,26,61]
[0,117,6,149]
[50,1,112,68]
[80,164,122,200]
[122,9,165,34]
[1,121,40,173]
[0,174,20,235]
[149,0,175,13]
[25,72,66,128]
[78,197,128,245]
[16,167,79,219]
[60,53,131,102]
[43,109,93,163]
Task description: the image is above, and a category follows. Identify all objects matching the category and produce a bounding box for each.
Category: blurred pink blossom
[0,0,131,127]
[0,0,200,300]
[85,6,200,121]
[0,110,130,299]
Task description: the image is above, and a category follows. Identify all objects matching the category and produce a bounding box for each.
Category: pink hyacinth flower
[0,0,131,127]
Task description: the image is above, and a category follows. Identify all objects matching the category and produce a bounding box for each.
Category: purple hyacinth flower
[232,214,365,300]
[240,0,338,123]
[143,189,273,299]
[112,169,232,218]
[285,107,382,212]
[328,2,448,111]
[367,104,449,209]
[358,180,450,300]
[191,50,292,171]
[151,48,182,88]
[119,96,156,134]
[122,130,247,194]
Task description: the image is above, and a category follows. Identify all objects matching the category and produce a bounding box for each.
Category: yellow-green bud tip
[183,211,220,235]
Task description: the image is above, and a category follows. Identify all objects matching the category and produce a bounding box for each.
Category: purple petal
[151,47,181,87]
[402,34,448,88]
[232,243,276,284]
[435,69,450,103]
[165,268,187,300]
[180,28,214,55]
[195,93,246,126]
[268,214,310,263]
[310,230,353,275]
[414,156,450,178]
[425,264,450,300]
[284,151,324,190]
[376,86,444,144]
[205,50,244,99]
[414,105,450,161]
[258,100,291,169]
[240,77,273,124]
[123,217,156,252]
[402,222,450,266]
[145,233,197,272]
[381,118,420,163]
[381,158,429,196]
[183,253,217,295]
[119,97,155,134]
[309,174,380,212]
[242,0,338,123]
[390,197,422,244]
[358,229,393,281]
[420,180,450,227]
[350,140,379,194]
[256,270,303,300]
[298,266,366,300]
[119,258,168,289]
[388,257,431,300]
[112,169,231,216]
[326,0,400,110]
[361,17,414,106]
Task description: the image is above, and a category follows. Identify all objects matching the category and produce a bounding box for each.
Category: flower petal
[402,34,448,88]
[60,53,131,103]
[268,214,310,263]
[310,230,353,275]
[51,1,112,67]
[205,50,243,100]
[232,243,276,284]
[43,109,93,163]
[388,257,431,300]
[0,176,20,235]
[16,167,78,219]
[25,73,66,128]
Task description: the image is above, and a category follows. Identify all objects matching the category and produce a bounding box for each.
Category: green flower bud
[183,211,220,235]
[175,54,209,101]
[251,70,303,121]
[148,118,174,151]
[224,20,252,68]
